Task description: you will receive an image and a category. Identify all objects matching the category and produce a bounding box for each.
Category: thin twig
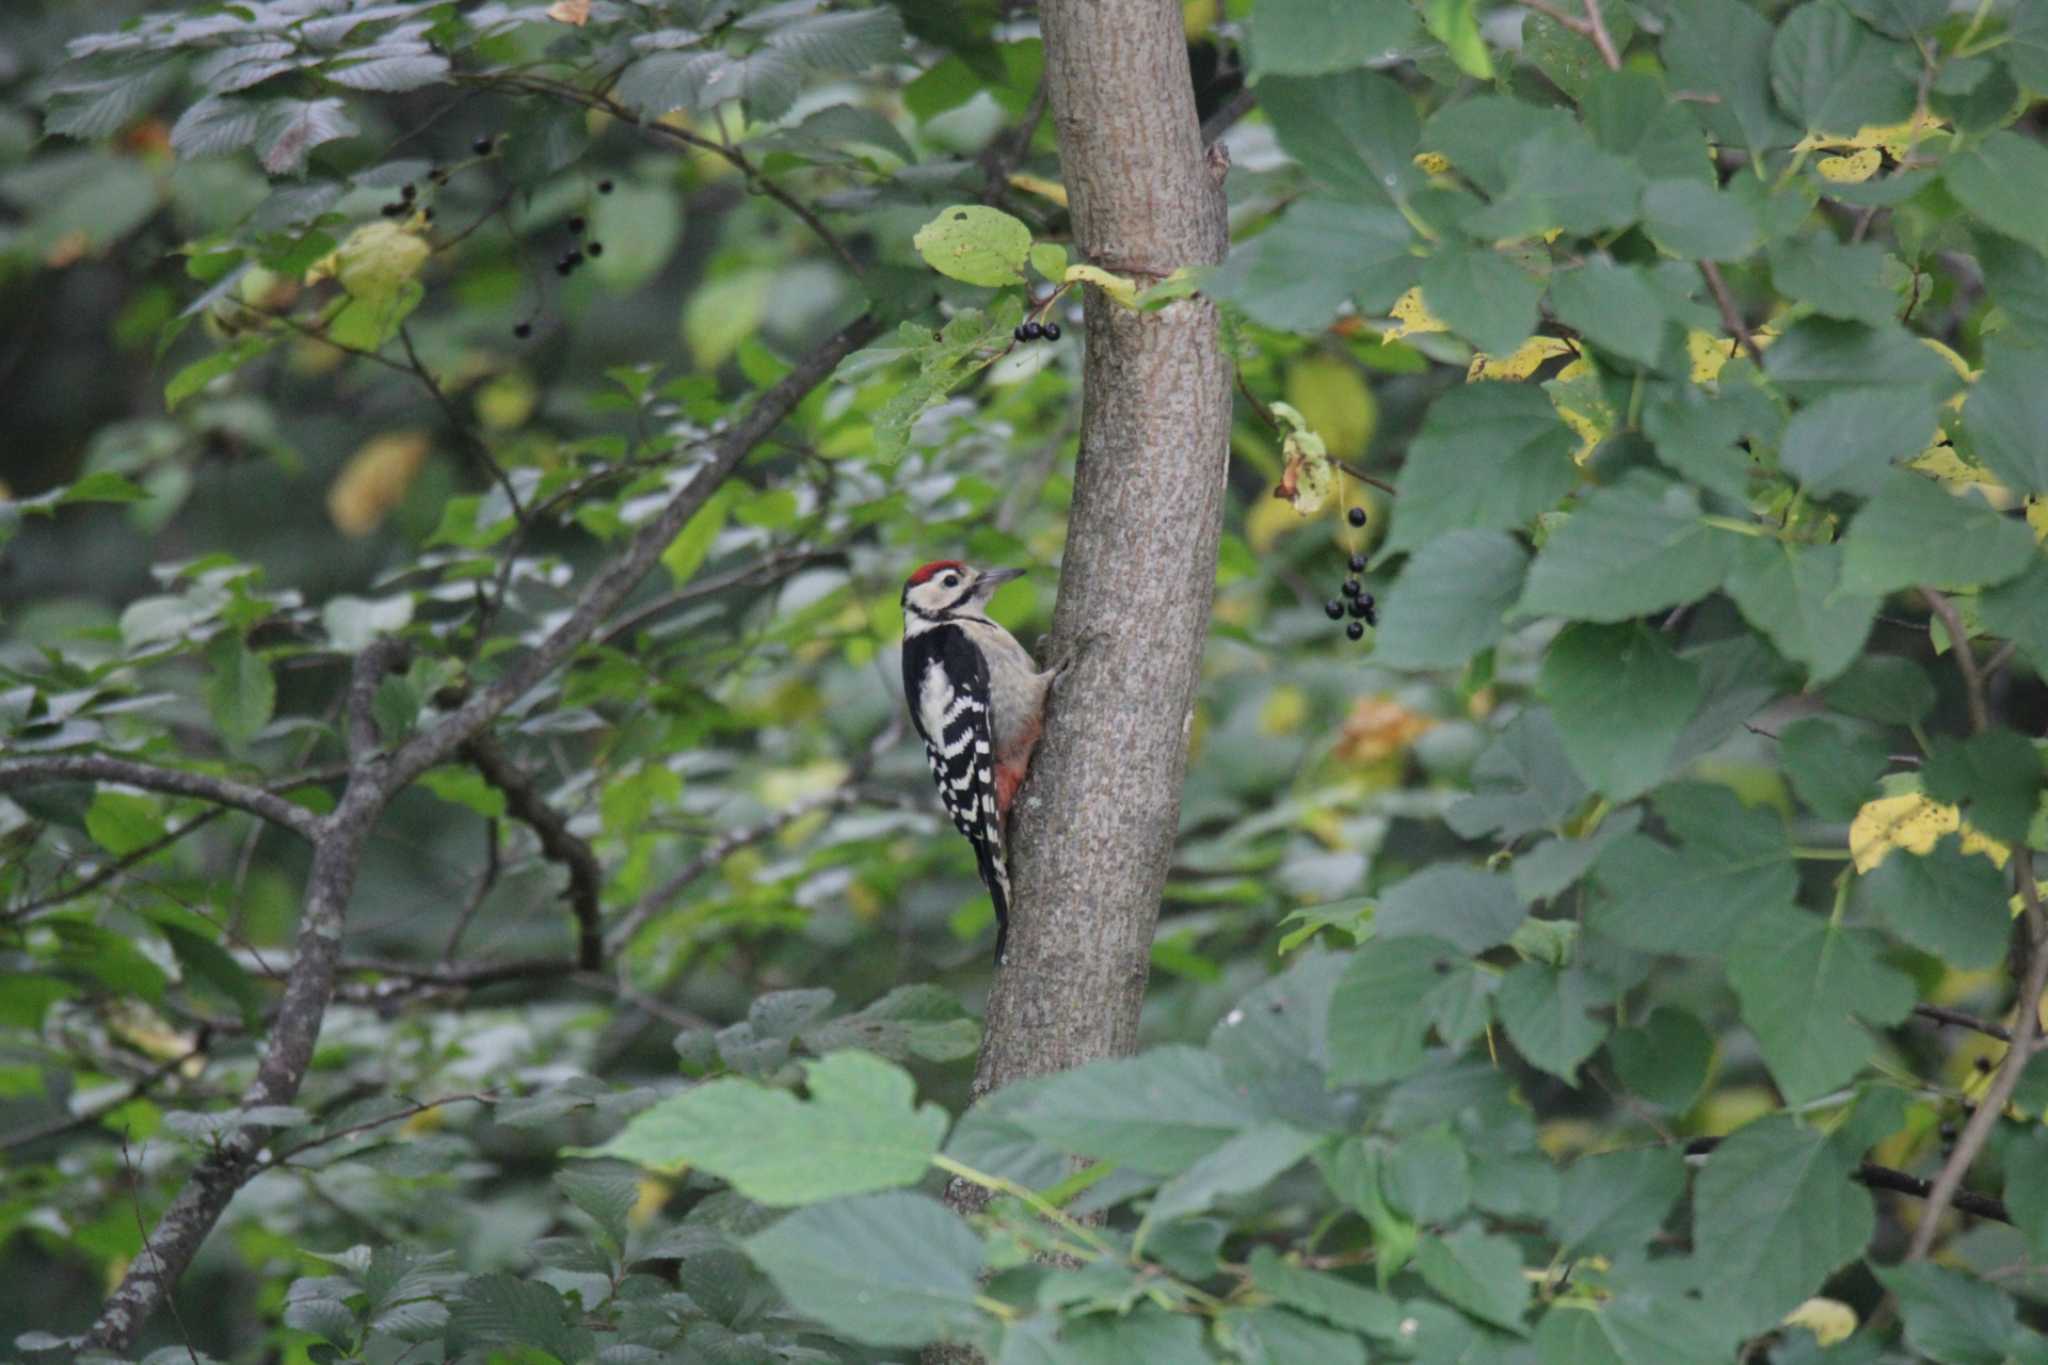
[264,1091,494,1168]
[1912,1002,2012,1044]
[1682,1135,2015,1225]
[0,1042,208,1154]
[1699,261,1765,366]
[462,735,603,971]
[1921,587,1989,734]
[441,818,500,964]
[399,324,526,522]
[597,548,833,648]
[1580,0,1623,71]
[1200,86,1257,147]
[0,756,322,843]
[1514,0,1595,36]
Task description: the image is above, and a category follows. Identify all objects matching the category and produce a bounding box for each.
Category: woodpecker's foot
[1046,629,1104,684]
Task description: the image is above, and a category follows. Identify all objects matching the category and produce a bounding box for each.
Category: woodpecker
[900,560,1061,963]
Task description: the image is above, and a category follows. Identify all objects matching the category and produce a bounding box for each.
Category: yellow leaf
[1285,354,1376,459]
[475,371,537,431]
[1783,1298,1857,1347]
[630,1175,671,1226]
[1686,324,1779,384]
[1063,262,1139,307]
[2027,495,2048,542]
[1267,400,1337,516]
[328,430,430,537]
[1467,335,1573,383]
[1816,147,1881,183]
[1383,286,1448,340]
[1008,172,1068,208]
[546,0,590,22]
[1413,151,1452,176]
[1847,793,2009,873]
[305,219,431,307]
[1260,686,1310,736]
[1335,696,1434,765]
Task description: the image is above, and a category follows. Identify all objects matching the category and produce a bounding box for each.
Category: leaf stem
[931,1153,1121,1260]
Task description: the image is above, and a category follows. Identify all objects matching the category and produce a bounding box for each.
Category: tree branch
[379,312,878,799]
[462,735,603,971]
[78,317,878,1354]
[1682,1135,2015,1226]
[1912,1002,2012,1044]
[1921,587,1990,734]
[0,756,323,843]
[1699,260,1765,366]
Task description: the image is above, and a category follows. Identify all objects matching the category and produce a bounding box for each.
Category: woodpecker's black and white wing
[902,623,1011,959]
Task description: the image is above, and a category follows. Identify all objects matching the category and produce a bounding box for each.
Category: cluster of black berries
[377,180,433,222]
[1013,319,1062,344]
[555,211,606,279]
[1322,512,1377,640]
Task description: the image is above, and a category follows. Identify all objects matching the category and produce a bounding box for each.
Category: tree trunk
[967,0,1231,1106]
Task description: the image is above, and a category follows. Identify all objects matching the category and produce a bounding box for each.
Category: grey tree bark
[966,0,1232,1104]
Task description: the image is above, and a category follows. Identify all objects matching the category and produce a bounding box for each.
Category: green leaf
[1692,1114,1875,1334]
[1764,318,1964,400]
[1779,716,1888,820]
[1640,179,1761,261]
[1384,1124,1472,1223]
[1945,130,2048,257]
[204,634,275,745]
[1722,540,1879,683]
[1001,1046,1264,1174]
[321,594,413,652]
[764,7,904,73]
[1259,71,1420,208]
[1245,0,1416,79]
[1413,1226,1529,1333]
[1385,384,1576,554]
[1373,530,1528,669]
[1590,783,1796,956]
[1662,0,1797,160]
[1922,727,2045,845]
[1553,1149,1686,1256]
[1208,199,1414,331]
[1418,245,1544,357]
[1862,833,2012,968]
[1769,1,1918,135]
[1422,0,1492,79]
[1980,557,2048,676]
[1493,961,1608,1084]
[1448,709,1591,841]
[1777,386,1942,497]
[660,485,735,588]
[417,767,508,821]
[1422,97,1575,197]
[744,1191,984,1348]
[583,1051,947,1203]
[1145,1124,1324,1226]
[1872,1262,2027,1365]
[1539,623,1701,801]
[319,52,450,92]
[86,789,166,856]
[2005,1126,2048,1263]
[1550,260,1671,368]
[1373,865,1525,954]
[1962,341,2048,495]
[1822,652,1937,723]
[155,918,264,1025]
[1328,936,1464,1086]
[1838,472,2038,596]
[1977,231,2048,345]
[1728,910,1915,1103]
[1518,474,1735,622]
[1246,1247,1401,1338]
[913,205,1033,287]
[1584,71,1717,184]
[1643,383,1774,503]
[1466,128,1643,240]
[165,335,273,411]
[1608,1007,1714,1110]
[1767,232,1896,327]
[1223,1306,1369,1364]
[446,1273,592,1363]
[1522,5,1636,102]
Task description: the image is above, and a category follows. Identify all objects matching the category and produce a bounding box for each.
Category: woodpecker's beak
[975,567,1024,597]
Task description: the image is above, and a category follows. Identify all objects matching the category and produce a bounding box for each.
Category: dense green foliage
[5,0,2048,1360]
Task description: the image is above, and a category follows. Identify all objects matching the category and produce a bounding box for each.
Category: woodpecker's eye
[942,573,960,587]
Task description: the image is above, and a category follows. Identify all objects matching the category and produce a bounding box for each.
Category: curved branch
[462,735,603,970]
[0,755,323,842]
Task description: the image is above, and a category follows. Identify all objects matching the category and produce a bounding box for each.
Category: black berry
[400,182,417,201]
[568,215,587,234]
[513,321,533,339]
[555,259,575,277]
[585,241,603,257]
[379,202,405,217]
[1348,597,1373,620]
[1348,506,1367,527]
[1013,325,1031,343]
[421,207,435,222]
[597,179,614,194]
[1346,621,1365,641]
[1325,599,1345,620]
[472,135,494,155]
[1348,553,1366,573]
[1342,578,1362,598]
[429,168,448,186]
[1043,322,1061,341]
[1022,321,1046,341]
